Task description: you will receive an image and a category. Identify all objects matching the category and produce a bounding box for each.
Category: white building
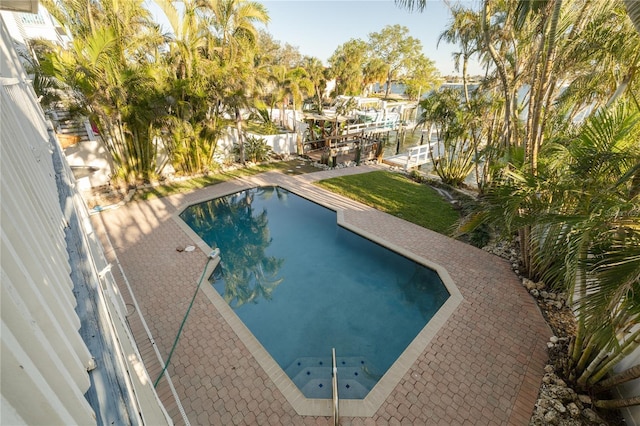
[0,6,170,424]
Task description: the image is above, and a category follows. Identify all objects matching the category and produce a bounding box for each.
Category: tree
[154,0,224,174]
[402,54,440,101]
[418,88,475,186]
[367,24,423,98]
[302,56,328,112]
[460,102,640,407]
[328,39,367,96]
[399,0,640,410]
[42,0,166,183]
[362,58,388,96]
[438,5,481,105]
[207,0,269,165]
[206,0,269,64]
[280,66,313,153]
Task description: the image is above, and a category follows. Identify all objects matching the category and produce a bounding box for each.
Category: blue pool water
[179,186,449,399]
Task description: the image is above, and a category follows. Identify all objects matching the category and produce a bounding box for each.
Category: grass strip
[316,171,459,235]
[134,160,317,201]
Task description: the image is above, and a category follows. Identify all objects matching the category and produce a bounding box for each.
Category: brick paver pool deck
[93,164,551,425]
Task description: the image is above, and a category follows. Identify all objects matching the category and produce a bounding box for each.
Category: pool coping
[172,181,463,417]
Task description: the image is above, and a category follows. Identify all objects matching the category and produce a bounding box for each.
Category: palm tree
[437,5,481,106]
[199,0,269,165]
[155,0,207,81]
[418,88,475,186]
[282,67,313,153]
[328,39,368,96]
[42,0,165,182]
[302,56,328,112]
[462,103,640,406]
[206,0,269,64]
[152,0,229,174]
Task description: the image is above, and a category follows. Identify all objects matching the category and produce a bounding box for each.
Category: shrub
[235,135,273,163]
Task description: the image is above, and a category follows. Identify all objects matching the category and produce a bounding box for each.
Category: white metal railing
[343,118,400,135]
[405,142,436,170]
[332,348,339,426]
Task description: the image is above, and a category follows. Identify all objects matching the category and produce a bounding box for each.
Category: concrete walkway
[92,164,550,425]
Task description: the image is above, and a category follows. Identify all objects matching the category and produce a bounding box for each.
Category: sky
[148,0,485,76]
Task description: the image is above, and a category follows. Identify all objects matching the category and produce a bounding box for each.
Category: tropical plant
[154,0,225,174]
[41,0,166,183]
[207,0,269,165]
[461,103,640,406]
[400,0,640,410]
[235,135,273,163]
[250,103,279,135]
[418,88,476,186]
[367,24,424,98]
[328,39,368,96]
[269,66,313,152]
[437,5,481,106]
[302,56,328,112]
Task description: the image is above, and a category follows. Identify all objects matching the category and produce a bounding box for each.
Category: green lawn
[315,171,459,235]
[134,159,317,201]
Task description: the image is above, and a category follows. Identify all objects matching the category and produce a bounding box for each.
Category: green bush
[235,135,273,163]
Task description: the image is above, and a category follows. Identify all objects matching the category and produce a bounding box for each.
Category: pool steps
[285,356,379,399]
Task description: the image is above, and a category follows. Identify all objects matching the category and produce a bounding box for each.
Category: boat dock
[383,141,440,170]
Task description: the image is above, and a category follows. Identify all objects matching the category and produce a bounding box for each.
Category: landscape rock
[544,409,559,424]
[523,278,537,290]
[567,402,580,418]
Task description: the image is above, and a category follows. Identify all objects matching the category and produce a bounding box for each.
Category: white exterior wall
[215,126,298,162]
[1,19,96,424]
[0,7,70,50]
[64,137,114,191]
[1,17,169,425]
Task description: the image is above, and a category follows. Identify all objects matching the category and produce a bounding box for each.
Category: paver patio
[92,164,551,425]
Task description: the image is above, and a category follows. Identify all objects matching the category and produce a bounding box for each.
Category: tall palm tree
[153,0,227,174]
[437,5,481,106]
[42,0,165,182]
[282,67,313,153]
[302,56,328,112]
[203,0,269,165]
[206,0,269,64]
[328,39,368,96]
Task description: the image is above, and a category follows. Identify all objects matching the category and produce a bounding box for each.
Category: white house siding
[1,17,170,425]
[1,37,96,426]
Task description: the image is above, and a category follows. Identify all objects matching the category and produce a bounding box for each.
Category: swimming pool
[179,186,450,400]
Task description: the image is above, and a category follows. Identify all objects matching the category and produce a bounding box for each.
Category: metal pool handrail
[332,348,339,425]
